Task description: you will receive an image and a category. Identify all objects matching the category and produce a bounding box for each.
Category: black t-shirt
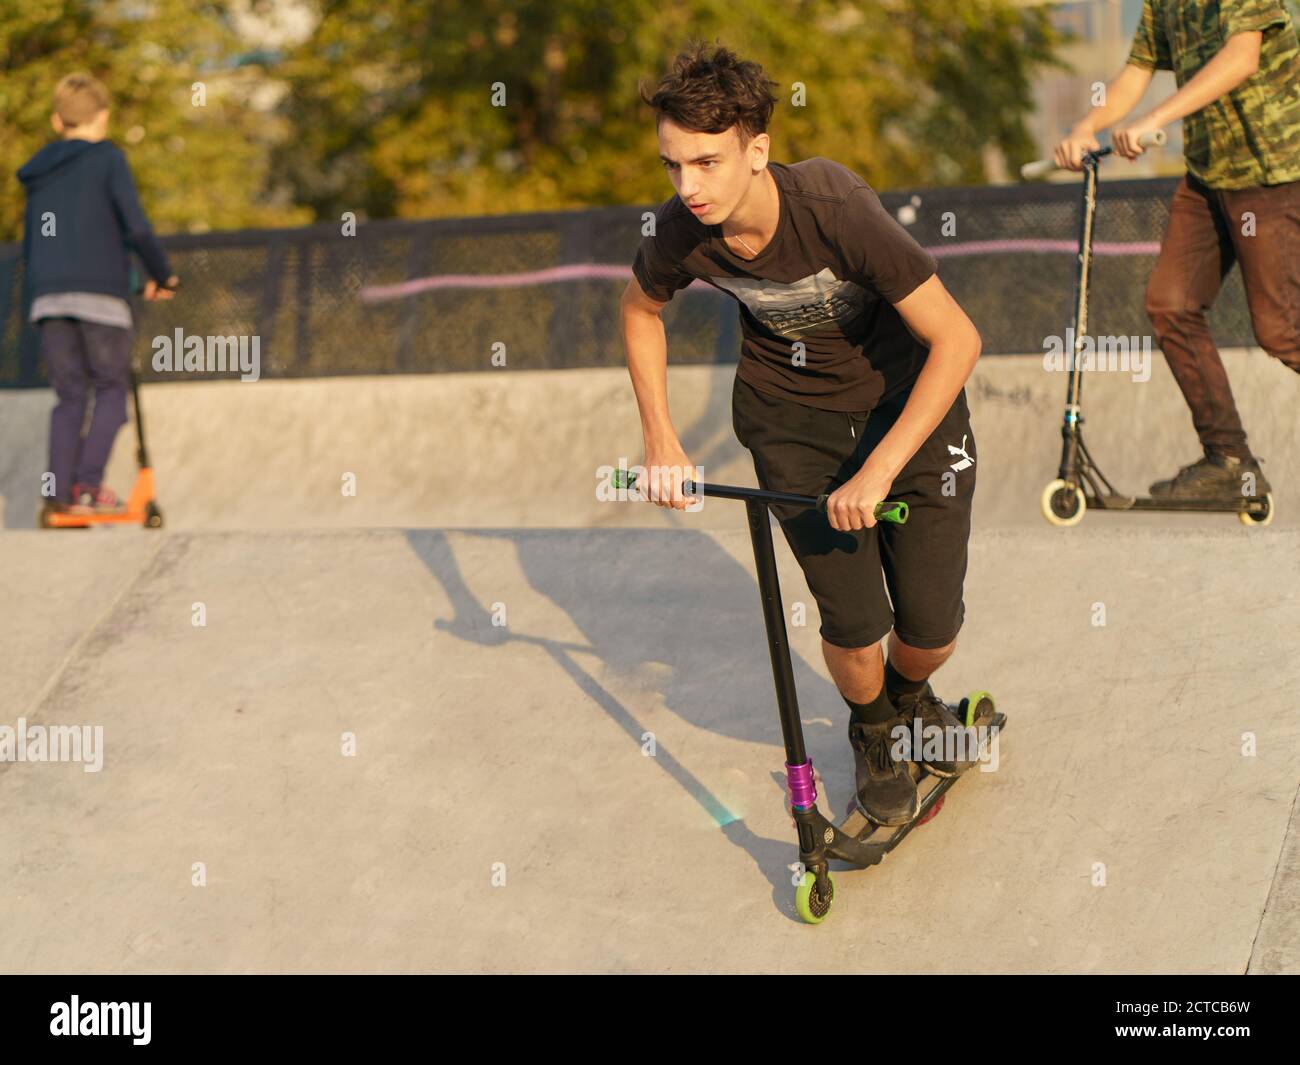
[632,157,936,412]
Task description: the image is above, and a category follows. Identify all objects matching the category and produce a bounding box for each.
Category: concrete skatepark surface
[1,354,1297,972]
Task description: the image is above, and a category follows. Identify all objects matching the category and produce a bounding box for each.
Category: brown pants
[1145,173,1300,459]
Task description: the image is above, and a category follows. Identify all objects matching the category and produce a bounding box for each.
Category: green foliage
[3,0,1065,239]
[276,0,1066,221]
[0,0,312,242]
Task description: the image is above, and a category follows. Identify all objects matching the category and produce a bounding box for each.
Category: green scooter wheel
[959,690,995,727]
[794,869,835,924]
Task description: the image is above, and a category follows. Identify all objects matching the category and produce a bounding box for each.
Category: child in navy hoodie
[17,73,178,518]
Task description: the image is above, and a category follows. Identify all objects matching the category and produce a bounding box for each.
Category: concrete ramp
[2,350,1296,971]
[1,526,1296,972]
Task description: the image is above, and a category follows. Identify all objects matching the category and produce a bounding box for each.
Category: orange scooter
[40,365,163,529]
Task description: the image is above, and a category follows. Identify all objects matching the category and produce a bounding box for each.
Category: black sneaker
[893,684,979,778]
[848,716,918,826]
[1149,454,1271,500]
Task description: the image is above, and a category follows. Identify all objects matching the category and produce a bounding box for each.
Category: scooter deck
[1086,492,1269,514]
[40,469,161,529]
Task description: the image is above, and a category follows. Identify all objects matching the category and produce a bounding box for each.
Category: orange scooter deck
[41,468,161,528]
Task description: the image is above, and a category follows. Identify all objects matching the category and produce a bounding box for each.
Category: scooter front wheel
[1041,479,1086,527]
[794,869,835,924]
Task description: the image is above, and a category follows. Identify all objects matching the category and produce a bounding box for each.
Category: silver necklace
[728,232,759,257]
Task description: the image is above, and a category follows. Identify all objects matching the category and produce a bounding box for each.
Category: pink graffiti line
[929,239,1162,257]
[358,240,1162,302]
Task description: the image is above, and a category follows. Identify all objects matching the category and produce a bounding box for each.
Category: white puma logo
[948,434,974,473]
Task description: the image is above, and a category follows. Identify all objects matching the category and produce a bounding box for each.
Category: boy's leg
[1145,175,1246,459]
[731,373,895,678]
[821,640,885,703]
[875,386,976,685]
[886,633,955,687]
[41,318,91,504]
[821,635,952,702]
[1220,179,1300,376]
[74,321,133,489]
[874,386,984,777]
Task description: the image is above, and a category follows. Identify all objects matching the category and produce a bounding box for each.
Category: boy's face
[657,119,768,224]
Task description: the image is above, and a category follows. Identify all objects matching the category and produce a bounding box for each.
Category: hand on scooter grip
[1054,125,1101,172]
[1113,124,1167,160]
[640,443,699,510]
[825,465,892,531]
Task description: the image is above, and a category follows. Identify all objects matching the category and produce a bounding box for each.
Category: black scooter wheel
[1239,492,1274,527]
[145,503,164,529]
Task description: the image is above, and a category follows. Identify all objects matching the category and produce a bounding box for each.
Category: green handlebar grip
[814,495,908,524]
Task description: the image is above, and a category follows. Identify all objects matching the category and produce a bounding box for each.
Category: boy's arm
[107,149,174,285]
[1055,64,1155,170]
[1114,32,1263,157]
[1074,64,1157,132]
[1055,0,1169,169]
[622,221,700,509]
[858,276,980,482]
[827,182,980,530]
[621,278,697,509]
[825,275,980,531]
[622,279,676,450]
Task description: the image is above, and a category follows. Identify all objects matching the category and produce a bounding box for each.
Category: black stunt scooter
[612,469,1006,924]
[1021,131,1274,527]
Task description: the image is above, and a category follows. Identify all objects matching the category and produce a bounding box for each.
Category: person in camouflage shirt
[1055,0,1300,501]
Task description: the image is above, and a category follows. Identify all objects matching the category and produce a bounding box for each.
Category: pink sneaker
[70,483,125,514]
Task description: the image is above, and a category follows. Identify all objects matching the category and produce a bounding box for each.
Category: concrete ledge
[2,351,1294,531]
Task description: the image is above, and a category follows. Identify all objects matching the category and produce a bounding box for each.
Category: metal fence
[0,174,1253,388]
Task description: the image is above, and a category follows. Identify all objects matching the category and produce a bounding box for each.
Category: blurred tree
[14,0,1300,234]
[274,0,1067,222]
[2,0,1068,237]
[0,0,313,242]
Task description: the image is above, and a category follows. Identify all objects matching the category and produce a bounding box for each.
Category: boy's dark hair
[639,41,777,148]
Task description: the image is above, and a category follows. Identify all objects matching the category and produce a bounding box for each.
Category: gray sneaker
[1149,454,1270,500]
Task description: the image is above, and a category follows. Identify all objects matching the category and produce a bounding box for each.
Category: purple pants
[41,318,133,502]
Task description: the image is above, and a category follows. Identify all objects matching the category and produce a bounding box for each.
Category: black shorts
[732,374,976,650]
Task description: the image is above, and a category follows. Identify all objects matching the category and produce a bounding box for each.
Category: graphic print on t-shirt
[709,267,875,340]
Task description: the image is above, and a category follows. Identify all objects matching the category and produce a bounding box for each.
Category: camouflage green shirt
[1128,0,1300,188]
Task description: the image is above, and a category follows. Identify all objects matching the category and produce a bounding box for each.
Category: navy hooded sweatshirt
[17,139,171,303]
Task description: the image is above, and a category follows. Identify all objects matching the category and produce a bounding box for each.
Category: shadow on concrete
[404,526,859,914]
